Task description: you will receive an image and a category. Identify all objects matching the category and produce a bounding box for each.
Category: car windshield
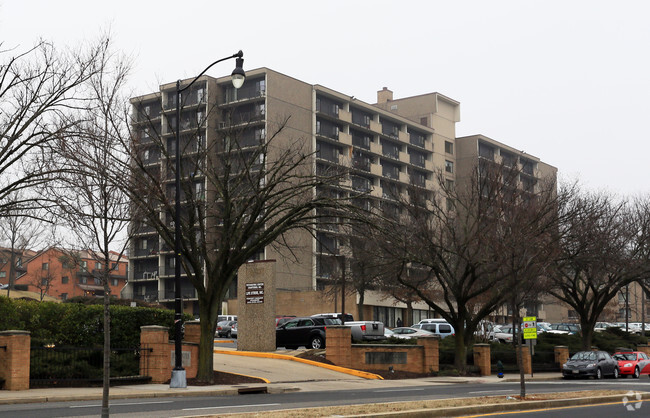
[613,353,637,361]
[570,351,597,361]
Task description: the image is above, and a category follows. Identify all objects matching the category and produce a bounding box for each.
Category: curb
[0,385,299,405]
[213,349,384,380]
[271,392,650,417]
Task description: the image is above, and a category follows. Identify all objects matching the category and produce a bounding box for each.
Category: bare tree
[45,37,131,418]
[0,199,44,297]
[0,38,112,218]
[547,188,650,350]
[126,97,354,382]
[377,163,558,372]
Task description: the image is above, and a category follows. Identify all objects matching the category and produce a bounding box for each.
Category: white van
[412,319,455,339]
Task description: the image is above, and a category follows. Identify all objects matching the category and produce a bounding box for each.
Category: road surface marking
[468,389,516,394]
[374,388,425,393]
[71,400,173,408]
[183,403,280,411]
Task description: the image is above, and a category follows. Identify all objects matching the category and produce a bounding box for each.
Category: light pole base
[170,369,187,388]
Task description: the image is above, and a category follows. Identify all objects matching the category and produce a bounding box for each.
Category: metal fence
[439,346,559,374]
[29,346,152,388]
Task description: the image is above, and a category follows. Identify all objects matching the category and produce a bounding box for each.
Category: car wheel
[227,331,232,338]
[634,367,640,379]
[595,368,602,380]
[613,367,619,379]
[310,336,325,349]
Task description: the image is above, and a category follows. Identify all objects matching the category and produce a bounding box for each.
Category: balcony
[338,131,352,146]
[132,270,159,281]
[162,288,198,301]
[370,162,382,177]
[337,109,351,124]
[370,141,381,155]
[369,119,381,134]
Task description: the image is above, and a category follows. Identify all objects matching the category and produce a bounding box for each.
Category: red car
[612,351,650,378]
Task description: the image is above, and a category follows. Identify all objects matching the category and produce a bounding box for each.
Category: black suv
[276,316,341,349]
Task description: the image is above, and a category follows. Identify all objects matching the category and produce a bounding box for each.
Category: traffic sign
[523,316,537,340]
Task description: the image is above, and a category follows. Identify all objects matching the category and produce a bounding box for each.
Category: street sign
[522,316,537,340]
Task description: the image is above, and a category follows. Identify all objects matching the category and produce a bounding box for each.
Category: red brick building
[11,248,127,301]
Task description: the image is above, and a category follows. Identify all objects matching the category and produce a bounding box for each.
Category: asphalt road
[2,380,650,417]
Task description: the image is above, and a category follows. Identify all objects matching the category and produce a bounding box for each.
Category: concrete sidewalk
[0,346,562,405]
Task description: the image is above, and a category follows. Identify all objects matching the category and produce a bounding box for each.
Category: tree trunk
[512,300,526,399]
[581,321,595,351]
[453,331,467,372]
[101,269,111,418]
[357,290,365,321]
[195,292,222,383]
[406,301,413,327]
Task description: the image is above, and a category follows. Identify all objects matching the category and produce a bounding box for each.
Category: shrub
[0,296,191,348]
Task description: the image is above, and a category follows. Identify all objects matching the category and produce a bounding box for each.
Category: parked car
[230,322,238,338]
[389,327,436,339]
[411,322,455,339]
[275,316,297,327]
[490,325,515,343]
[311,313,355,322]
[562,350,619,379]
[276,316,341,349]
[547,323,580,335]
[612,350,650,378]
[218,315,237,323]
[216,320,237,337]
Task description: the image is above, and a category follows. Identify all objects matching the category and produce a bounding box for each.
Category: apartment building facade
[4,247,128,301]
[126,68,556,325]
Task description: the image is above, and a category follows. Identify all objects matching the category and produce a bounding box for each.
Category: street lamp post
[171,51,245,389]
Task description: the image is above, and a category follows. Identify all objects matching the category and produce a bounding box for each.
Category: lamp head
[231,52,245,89]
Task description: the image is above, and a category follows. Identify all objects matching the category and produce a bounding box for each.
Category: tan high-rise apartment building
[126,68,555,325]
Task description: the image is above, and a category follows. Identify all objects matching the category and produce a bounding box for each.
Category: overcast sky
[2,1,649,195]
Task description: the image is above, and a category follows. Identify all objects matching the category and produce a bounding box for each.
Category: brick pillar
[0,330,31,390]
[140,325,170,384]
[183,320,201,344]
[325,326,351,368]
[637,345,650,356]
[417,335,439,373]
[473,344,491,376]
[516,346,532,375]
[554,346,569,371]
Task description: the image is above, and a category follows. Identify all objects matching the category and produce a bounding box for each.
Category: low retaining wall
[326,326,439,374]
[139,324,199,384]
[0,330,31,390]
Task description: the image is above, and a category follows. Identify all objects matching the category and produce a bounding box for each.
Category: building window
[445,141,454,154]
[95,262,102,270]
[445,179,455,191]
[79,277,87,284]
[112,278,118,286]
[445,160,454,173]
[420,117,428,126]
[62,276,68,284]
[60,293,67,300]
[111,263,118,270]
[41,278,48,285]
[42,262,49,270]
[140,239,148,250]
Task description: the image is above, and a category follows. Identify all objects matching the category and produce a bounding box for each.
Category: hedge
[0,296,192,348]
